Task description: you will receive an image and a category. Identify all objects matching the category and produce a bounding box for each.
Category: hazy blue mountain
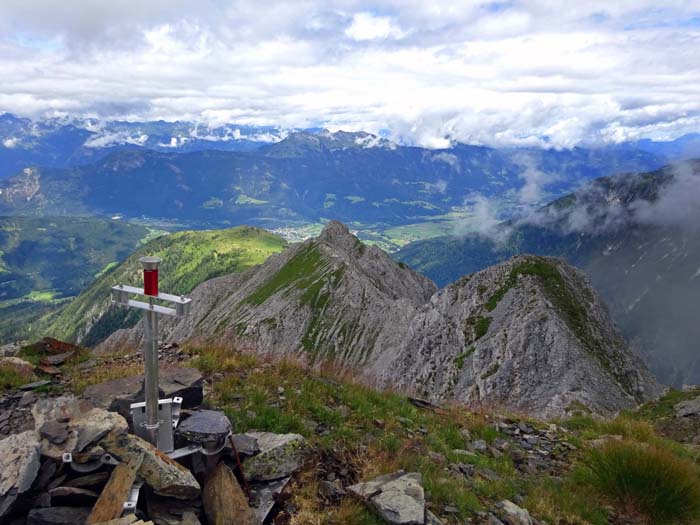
[0,129,668,229]
[0,113,279,178]
[395,160,700,387]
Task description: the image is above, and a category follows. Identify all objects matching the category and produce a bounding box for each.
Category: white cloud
[345,12,404,40]
[0,1,698,148]
[2,137,19,148]
[84,131,149,148]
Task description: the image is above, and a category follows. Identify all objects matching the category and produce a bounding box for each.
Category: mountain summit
[101,221,660,416]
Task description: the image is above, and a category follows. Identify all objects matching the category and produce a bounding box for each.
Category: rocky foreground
[102,221,660,417]
[1,338,697,525]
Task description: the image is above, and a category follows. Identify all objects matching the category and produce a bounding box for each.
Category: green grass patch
[454,347,476,369]
[474,316,492,340]
[243,244,325,306]
[0,365,31,390]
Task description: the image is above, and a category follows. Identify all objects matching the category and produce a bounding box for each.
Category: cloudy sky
[1,0,699,148]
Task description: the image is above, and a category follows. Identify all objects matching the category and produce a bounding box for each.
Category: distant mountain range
[396,160,700,387]
[0,123,677,230]
[0,113,281,178]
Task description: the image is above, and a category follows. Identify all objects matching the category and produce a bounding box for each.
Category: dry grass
[68,357,144,394]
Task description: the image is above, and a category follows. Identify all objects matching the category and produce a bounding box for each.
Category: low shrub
[584,440,700,524]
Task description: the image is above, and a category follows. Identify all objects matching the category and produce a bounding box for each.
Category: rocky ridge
[101,221,660,417]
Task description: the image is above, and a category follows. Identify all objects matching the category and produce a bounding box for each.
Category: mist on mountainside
[399,160,700,387]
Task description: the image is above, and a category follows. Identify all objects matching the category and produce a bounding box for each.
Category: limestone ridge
[100,221,660,416]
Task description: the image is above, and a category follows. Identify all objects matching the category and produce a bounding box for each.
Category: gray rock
[19,380,52,391]
[0,356,34,377]
[250,476,291,524]
[425,510,444,524]
[82,367,203,418]
[26,507,91,525]
[101,430,200,499]
[177,410,232,446]
[243,432,309,481]
[472,439,488,453]
[39,420,69,445]
[675,397,700,418]
[319,480,347,499]
[348,470,425,525]
[497,500,533,525]
[18,391,38,407]
[0,430,41,518]
[32,396,128,459]
[0,341,26,357]
[231,433,261,456]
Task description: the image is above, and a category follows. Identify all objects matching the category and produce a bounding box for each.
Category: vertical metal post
[140,256,162,446]
[143,301,160,445]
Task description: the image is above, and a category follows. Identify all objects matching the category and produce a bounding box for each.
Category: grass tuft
[584,440,700,524]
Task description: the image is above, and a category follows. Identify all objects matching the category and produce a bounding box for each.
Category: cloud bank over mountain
[1,0,699,148]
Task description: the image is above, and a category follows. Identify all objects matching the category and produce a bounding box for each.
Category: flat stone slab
[19,380,53,391]
[83,367,203,418]
[250,476,291,523]
[243,432,309,482]
[177,410,232,445]
[27,506,91,525]
[231,433,260,456]
[348,470,425,525]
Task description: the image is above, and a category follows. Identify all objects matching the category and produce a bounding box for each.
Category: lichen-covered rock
[243,432,309,481]
[347,471,425,525]
[0,430,41,518]
[101,430,200,499]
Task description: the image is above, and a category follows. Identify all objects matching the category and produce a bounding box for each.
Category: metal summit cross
[111,257,192,451]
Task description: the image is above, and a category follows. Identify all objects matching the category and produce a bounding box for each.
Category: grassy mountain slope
[66,344,700,525]
[38,225,287,346]
[0,216,155,342]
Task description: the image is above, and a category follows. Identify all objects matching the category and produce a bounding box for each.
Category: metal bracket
[123,479,144,514]
[130,397,182,453]
[62,452,119,473]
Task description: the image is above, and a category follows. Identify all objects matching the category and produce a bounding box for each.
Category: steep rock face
[101,222,660,416]
[102,221,436,372]
[381,256,661,417]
